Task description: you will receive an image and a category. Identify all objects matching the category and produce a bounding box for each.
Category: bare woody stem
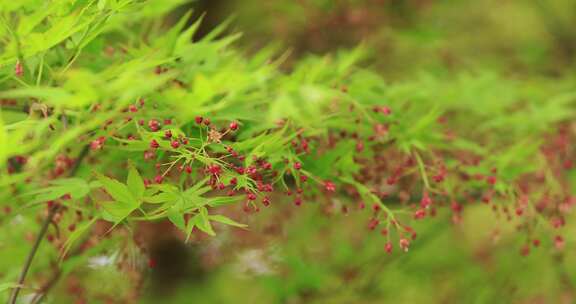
[8,145,90,304]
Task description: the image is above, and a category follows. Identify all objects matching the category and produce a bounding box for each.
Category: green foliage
[0,0,574,303]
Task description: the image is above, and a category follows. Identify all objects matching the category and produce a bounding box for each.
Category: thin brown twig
[8,145,89,304]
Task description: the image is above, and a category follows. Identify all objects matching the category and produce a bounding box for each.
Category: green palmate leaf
[209,214,248,228]
[94,172,136,204]
[206,196,243,207]
[143,192,180,204]
[94,172,140,224]
[100,200,136,224]
[194,207,215,236]
[127,161,145,198]
[167,207,186,231]
[24,178,93,204]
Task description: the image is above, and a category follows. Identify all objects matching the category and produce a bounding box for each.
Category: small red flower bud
[128,104,138,113]
[148,119,160,132]
[414,209,426,219]
[554,235,565,250]
[154,175,163,184]
[262,196,271,206]
[293,162,302,170]
[164,130,172,139]
[381,106,391,115]
[368,218,379,230]
[150,139,159,149]
[294,196,302,206]
[324,181,336,192]
[15,61,23,77]
[399,238,410,252]
[170,140,180,149]
[195,116,203,124]
[385,242,393,254]
[229,121,239,131]
[420,192,432,208]
[486,176,497,185]
[247,192,257,201]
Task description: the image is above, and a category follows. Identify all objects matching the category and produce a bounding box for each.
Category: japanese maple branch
[8,145,90,304]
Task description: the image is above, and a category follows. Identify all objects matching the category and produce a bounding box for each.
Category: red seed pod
[324,181,336,192]
[229,121,239,131]
[420,192,432,209]
[148,119,160,132]
[294,196,302,206]
[208,164,222,176]
[164,130,172,139]
[300,175,308,183]
[170,140,180,149]
[399,238,410,252]
[154,175,163,184]
[262,161,272,170]
[381,106,392,115]
[385,242,393,254]
[293,162,302,170]
[554,235,565,250]
[414,209,426,220]
[247,192,257,201]
[150,139,159,149]
[368,218,379,230]
[195,116,203,124]
[15,61,23,77]
[262,196,271,206]
[486,176,497,185]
